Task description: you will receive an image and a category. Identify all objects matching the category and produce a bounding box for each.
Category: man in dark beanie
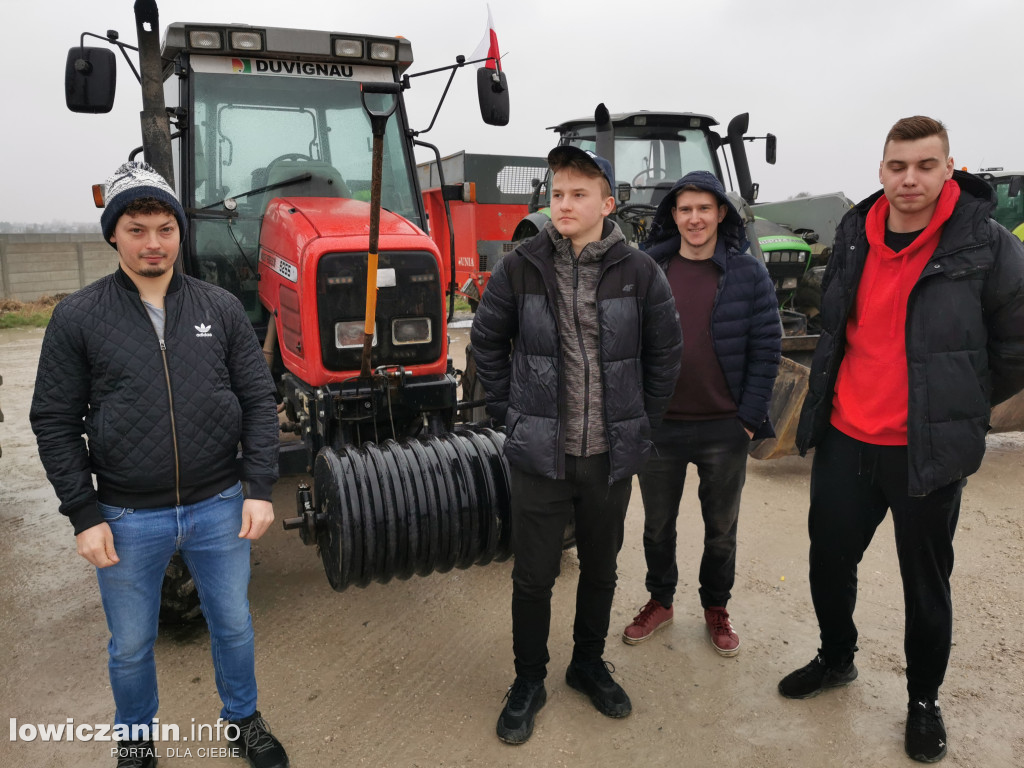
[622,170,781,655]
[30,161,289,768]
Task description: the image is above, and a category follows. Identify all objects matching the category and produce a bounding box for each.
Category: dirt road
[1,325,1022,767]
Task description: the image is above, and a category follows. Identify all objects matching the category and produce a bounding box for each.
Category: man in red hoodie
[778,117,1024,764]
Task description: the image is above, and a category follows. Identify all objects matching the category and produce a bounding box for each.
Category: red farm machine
[64,0,518,608]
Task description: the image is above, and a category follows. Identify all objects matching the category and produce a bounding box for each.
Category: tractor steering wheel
[631,168,668,187]
[267,152,314,166]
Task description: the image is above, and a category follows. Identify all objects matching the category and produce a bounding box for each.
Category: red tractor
[64,0,515,602]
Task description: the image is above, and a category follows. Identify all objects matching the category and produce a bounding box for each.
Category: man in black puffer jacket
[621,171,781,657]
[472,146,681,745]
[30,162,288,768]
[777,117,1024,765]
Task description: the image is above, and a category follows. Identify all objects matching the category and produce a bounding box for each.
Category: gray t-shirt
[142,299,166,343]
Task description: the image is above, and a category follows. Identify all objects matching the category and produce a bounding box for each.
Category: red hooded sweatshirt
[831,179,960,445]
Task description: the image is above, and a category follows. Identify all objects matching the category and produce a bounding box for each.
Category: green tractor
[976,168,1024,240]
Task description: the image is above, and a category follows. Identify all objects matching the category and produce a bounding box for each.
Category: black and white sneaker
[228,711,289,768]
[778,653,858,699]
[905,698,947,763]
[115,739,157,768]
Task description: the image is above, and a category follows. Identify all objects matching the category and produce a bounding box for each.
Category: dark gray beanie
[100,161,187,249]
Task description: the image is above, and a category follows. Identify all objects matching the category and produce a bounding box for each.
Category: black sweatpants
[808,426,962,700]
[510,454,632,681]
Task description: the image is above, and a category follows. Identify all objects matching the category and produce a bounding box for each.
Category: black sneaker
[905,698,947,763]
[565,659,632,718]
[496,677,547,745]
[115,739,157,768]
[778,653,858,699]
[228,711,289,768]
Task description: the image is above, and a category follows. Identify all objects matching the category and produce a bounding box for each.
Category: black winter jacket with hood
[642,171,782,439]
[470,219,682,482]
[30,268,279,534]
[796,170,1024,496]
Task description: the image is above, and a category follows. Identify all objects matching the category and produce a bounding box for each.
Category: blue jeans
[95,481,257,728]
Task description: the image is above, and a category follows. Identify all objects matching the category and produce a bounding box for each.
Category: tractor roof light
[188,29,224,51]
[369,41,397,62]
[229,30,264,52]
[333,38,364,58]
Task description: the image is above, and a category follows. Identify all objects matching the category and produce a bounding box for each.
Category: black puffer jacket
[471,223,682,482]
[31,268,279,534]
[796,171,1024,496]
[644,174,782,439]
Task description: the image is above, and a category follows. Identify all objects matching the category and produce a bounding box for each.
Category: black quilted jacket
[470,225,682,482]
[795,171,1024,496]
[30,268,279,534]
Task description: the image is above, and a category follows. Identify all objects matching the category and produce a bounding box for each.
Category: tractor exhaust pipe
[727,113,756,204]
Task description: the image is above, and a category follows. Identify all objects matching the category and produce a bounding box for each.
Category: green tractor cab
[977,168,1024,240]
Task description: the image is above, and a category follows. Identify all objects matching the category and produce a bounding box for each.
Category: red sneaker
[622,599,674,645]
[704,607,740,656]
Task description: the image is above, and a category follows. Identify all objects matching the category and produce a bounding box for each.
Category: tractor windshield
[185,63,421,324]
[567,127,717,206]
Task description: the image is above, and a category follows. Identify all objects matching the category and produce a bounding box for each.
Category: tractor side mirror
[1009,175,1024,198]
[766,133,777,165]
[65,46,117,113]
[477,67,510,126]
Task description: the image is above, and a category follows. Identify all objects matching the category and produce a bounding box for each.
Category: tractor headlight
[335,320,376,349]
[188,30,224,50]
[369,41,397,62]
[391,317,431,346]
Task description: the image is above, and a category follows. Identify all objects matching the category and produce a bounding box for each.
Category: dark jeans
[638,417,749,610]
[809,427,961,700]
[510,454,631,680]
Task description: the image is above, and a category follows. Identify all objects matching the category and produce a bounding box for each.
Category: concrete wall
[0,234,114,301]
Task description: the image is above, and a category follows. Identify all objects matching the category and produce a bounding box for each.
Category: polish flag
[470,5,502,71]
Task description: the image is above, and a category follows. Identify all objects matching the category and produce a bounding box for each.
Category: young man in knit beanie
[30,161,289,768]
[471,146,682,744]
[778,117,1024,763]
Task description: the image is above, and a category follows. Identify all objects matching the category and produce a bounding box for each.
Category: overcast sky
[3,0,1022,224]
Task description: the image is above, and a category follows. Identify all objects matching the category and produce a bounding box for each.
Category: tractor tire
[159,553,203,625]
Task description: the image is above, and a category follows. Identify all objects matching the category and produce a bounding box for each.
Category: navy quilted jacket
[30,268,279,534]
[644,185,782,439]
[470,225,682,482]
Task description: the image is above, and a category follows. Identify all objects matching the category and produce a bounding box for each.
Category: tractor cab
[512,106,775,249]
[977,168,1024,240]
[552,111,722,208]
[161,25,424,331]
